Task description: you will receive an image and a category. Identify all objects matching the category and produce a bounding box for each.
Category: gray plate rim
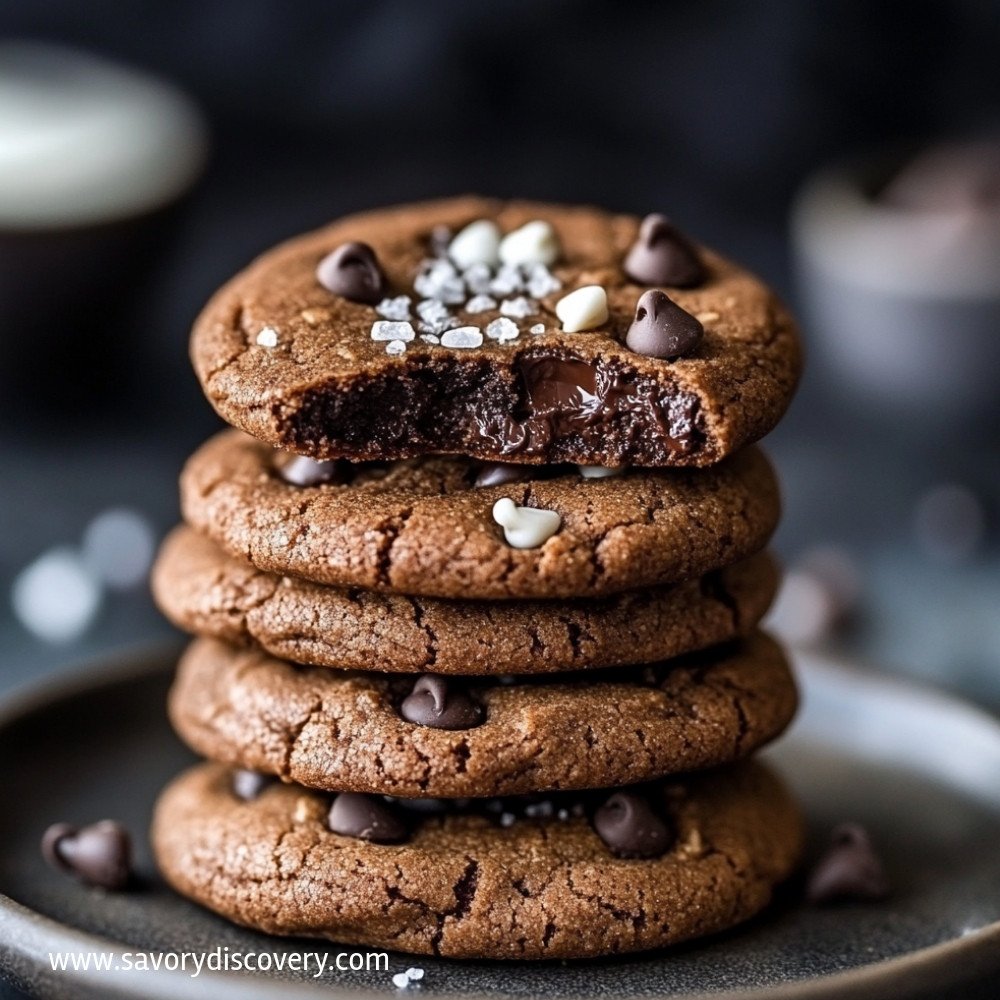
[0,645,998,1000]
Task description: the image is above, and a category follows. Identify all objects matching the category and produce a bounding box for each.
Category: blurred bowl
[791,146,1000,438]
[0,42,208,415]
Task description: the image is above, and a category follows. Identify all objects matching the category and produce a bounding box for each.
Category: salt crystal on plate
[500,812,516,828]
[465,293,497,314]
[405,968,425,981]
[485,318,519,343]
[392,972,410,989]
[376,295,411,321]
[441,326,483,349]
[371,320,415,342]
[500,296,537,318]
[385,340,407,356]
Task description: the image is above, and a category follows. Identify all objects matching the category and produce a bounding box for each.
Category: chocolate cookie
[179,430,780,599]
[190,197,800,468]
[152,760,803,959]
[153,526,778,674]
[167,634,797,797]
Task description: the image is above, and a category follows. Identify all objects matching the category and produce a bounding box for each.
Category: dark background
[1,0,999,695]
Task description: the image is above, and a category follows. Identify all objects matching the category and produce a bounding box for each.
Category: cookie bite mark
[283,347,707,466]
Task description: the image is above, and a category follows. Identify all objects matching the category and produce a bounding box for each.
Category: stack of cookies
[151,197,804,960]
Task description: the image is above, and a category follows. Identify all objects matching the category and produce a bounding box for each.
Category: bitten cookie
[153,526,778,674]
[190,197,800,468]
[179,430,780,599]
[152,760,804,959]
[167,633,797,797]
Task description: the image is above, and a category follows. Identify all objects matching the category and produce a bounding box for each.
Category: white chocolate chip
[696,310,720,323]
[498,220,561,267]
[578,465,625,478]
[448,219,501,269]
[440,326,483,349]
[371,320,415,342]
[492,497,561,548]
[255,326,278,347]
[555,285,608,332]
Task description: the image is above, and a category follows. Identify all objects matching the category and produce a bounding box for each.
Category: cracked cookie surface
[168,633,796,797]
[190,197,800,468]
[179,430,780,599]
[152,759,803,959]
[153,526,778,674]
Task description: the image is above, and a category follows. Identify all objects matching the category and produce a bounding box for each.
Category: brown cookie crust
[190,197,800,468]
[167,634,797,798]
[152,760,803,959]
[179,430,780,599]
[153,526,779,674]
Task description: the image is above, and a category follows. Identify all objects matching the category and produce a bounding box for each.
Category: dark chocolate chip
[41,820,132,890]
[474,462,535,489]
[316,241,386,304]
[275,452,346,487]
[232,769,276,801]
[623,214,706,288]
[400,674,484,730]
[593,792,672,859]
[328,793,407,843]
[626,289,704,360]
[807,823,890,904]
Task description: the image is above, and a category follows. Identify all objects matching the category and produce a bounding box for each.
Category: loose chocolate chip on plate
[626,289,704,360]
[400,674,484,730]
[623,214,706,288]
[474,462,534,489]
[328,793,407,843]
[807,823,890,904]
[316,241,386,304]
[275,453,346,487]
[593,792,672,859]
[41,820,133,890]
[232,769,276,801]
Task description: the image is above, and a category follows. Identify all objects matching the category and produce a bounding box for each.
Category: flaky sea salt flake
[440,326,483,349]
[419,334,440,344]
[375,295,412,321]
[255,326,278,347]
[463,263,493,294]
[530,323,546,334]
[465,293,497,314]
[500,296,537,319]
[371,320,415,342]
[485,317,519,343]
[489,263,524,297]
[526,263,562,298]
[385,339,407,356]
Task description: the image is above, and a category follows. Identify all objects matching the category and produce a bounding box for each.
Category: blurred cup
[0,42,208,415]
[791,141,1000,442]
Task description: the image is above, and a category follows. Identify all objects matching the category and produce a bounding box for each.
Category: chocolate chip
[623,214,706,288]
[626,289,704,360]
[41,820,132,890]
[232,769,276,801]
[807,823,890,904]
[316,241,386,304]
[275,452,346,487]
[474,462,534,489]
[328,793,407,843]
[400,674,484,730]
[593,792,671,859]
